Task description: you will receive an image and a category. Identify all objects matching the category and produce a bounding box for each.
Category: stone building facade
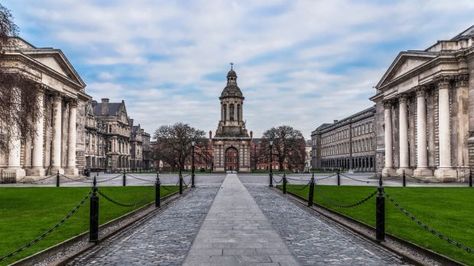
[371,26,474,181]
[89,99,131,171]
[311,106,376,172]
[130,122,152,170]
[0,37,90,180]
[212,65,252,172]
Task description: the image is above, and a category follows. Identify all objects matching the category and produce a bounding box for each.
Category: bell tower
[212,64,251,172]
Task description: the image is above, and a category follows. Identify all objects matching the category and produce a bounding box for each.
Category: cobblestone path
[184,174,299,266]
[246,185,409,266]
[68,186,219,266]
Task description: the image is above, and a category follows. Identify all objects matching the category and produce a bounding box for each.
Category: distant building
[311,106,376,172]
[212,65,252,172]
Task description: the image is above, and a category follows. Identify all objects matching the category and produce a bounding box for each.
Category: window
[230,104,234,121]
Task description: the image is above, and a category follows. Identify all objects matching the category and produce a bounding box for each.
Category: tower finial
[230,62,234,70]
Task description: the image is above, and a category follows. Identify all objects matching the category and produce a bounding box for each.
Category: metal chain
[97,190,149,208]
[286,179,311,191]
[315,173,337,181]
[126,174,155,183]
[317,189,377,208]
[272,176,284,184]
[340,173,378,184]
[0,191,91,262]
[386,194,473,254]
[17,174,56,184]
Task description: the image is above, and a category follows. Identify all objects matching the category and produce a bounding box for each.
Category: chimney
[209,131,212,139]
[250,131,253,139]
[101,98,109,103]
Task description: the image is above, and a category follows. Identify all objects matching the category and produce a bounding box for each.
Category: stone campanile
[212,64,251,172]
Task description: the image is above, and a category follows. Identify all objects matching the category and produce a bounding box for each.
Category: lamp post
[269,140,273,187]
[191,141,195,188]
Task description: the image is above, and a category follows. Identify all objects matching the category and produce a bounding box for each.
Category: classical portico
[212,65,252,172]
[1,37,89,181]
[372,26,474,181]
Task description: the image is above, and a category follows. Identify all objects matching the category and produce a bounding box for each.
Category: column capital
[435,75,454,89]
[416,85,429,97]
[455,74,469,88]
[383,100,393,109]
[67,98,79,107]
[399,94,408,104]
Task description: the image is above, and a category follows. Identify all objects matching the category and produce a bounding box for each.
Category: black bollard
[283,173,287,194]
[402,170,406,187]
[376,174,385,242]
[269,171,273,188]
[308,173,315,207]
[155,172,161,208]
[337,170,341,186]
[122,170,126,187]
[89,176,99,243]
[56,171,60,187]
[470,170,473,187]
[179,171,183,195]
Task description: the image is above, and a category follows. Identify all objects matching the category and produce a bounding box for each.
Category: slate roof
[451,25,474,41]
[92,101,123,116]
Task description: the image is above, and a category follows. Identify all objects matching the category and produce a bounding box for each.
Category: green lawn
[284,185,474,265]
[0,185,179,265]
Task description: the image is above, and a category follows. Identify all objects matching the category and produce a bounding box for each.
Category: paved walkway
[183,174,299,266]
[68,186,219,266]
[246,185,408,265]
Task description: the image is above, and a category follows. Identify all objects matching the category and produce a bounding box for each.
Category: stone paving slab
[246,185,410,266]
[68,186,219,266]
[183,174,299,266]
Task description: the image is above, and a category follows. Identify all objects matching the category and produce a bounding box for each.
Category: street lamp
[191,141,195,188]
[269,140,273,187]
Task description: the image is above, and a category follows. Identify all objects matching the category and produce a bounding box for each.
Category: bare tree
[261,125,306,171]
[0,4,41,150]
[153,123,205,174]
[0,3,18,48]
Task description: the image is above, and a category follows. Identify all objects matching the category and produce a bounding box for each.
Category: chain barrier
[286,178,311,191]
[404,174,426,182]
[16,174,56,184]
[315,173,337,181]
[126,174,155,184]
[97,190,149,208]
[385,194,473,254]
[272,176,284,184]
[340,173,378,184]
[317,189,378,208]
[0,191,91,263]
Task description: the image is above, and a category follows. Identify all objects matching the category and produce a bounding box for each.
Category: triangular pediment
[22,50,85,88]
[376,52,436,89]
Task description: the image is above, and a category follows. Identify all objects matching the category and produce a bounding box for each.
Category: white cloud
[7,0,474,138]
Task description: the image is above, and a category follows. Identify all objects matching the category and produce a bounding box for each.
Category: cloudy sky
[5,0,474,138]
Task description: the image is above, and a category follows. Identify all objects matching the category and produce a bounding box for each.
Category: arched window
[223,104,227,121]
[230,104,235,121]
[237,104,241,121]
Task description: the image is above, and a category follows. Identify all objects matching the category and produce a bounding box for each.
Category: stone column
[51,94,64,174]
[382,101,395,177]
[414,87,432,177]
[29,88,46,176]
[66,100,78,175]
[5,88,26,179]
[455,74,469,176]
[435,77,456,179]
[397,95,411,175]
